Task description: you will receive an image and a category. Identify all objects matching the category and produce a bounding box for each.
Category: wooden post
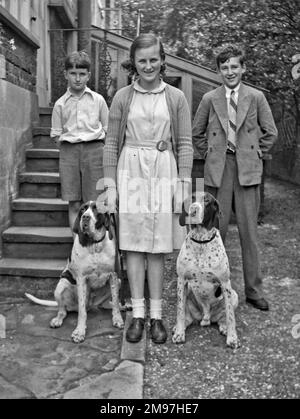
[0,314,5,339]
[136,10,141,36]
[0,54,6,79]
[78,0,91,56]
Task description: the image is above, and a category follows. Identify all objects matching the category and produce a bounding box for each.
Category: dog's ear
[104,213,114,240]
[202,194,220,230]
[213,198,220,229]
[72,205,84,235]
[179,202,188,226]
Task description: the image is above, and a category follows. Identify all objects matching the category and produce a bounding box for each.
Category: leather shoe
[246,297,269,311]
[126,317,145,343]
[150,319,167,344]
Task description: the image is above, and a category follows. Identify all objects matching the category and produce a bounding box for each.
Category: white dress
[117,80,185,253]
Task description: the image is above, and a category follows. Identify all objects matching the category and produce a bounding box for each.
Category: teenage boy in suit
[192,44,277,310]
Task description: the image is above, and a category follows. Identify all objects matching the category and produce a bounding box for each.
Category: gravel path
[144,178,300,399]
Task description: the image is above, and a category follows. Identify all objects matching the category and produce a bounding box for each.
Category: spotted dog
[25,201,124,343]
[172,192,240,349]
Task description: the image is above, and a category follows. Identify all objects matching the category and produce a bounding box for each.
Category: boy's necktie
[227,89,237,152]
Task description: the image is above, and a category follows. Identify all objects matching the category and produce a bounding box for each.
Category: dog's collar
[189,230,217,244]
[78,230,107,247]
[94,231,107,243]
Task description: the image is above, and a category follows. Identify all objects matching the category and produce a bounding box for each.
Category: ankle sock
[150,298,162,320]
[131,298,145,319]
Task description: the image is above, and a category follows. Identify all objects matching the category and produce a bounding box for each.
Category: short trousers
[59,141,104,202]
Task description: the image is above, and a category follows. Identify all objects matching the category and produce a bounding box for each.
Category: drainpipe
[78,0,92,56]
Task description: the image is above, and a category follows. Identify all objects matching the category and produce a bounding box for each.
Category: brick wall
[0,21,37,91]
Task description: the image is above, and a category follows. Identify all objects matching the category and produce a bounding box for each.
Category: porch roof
[91,27,268,92]
[91,27,220,86]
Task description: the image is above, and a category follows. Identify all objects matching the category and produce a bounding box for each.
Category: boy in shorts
[51,51,109,234]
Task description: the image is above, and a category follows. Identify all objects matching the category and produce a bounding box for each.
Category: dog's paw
[218,323,227,336]
[172,326,186,344]
[119,301,132,312]
[226,334,241,350]
[112,314,124,329]
[200,318,211,327]
[50,317,63,328]
[71,328,86,343]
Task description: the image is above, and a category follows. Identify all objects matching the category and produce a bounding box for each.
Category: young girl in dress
[103,33,193,344]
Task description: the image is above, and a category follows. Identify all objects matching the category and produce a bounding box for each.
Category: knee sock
[150,299,162,320]
[131,298,145,319]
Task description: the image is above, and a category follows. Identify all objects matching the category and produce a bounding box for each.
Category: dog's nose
[82,214,90,223]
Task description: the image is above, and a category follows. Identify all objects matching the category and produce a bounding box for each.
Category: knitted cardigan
[103,83,193,184]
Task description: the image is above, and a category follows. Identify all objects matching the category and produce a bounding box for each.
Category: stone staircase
[0,108,72,298]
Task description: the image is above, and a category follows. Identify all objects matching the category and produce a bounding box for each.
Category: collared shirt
[125,80,171,145]
[50,86,109,143]
[103,83,193,183]
[225,83,241,111]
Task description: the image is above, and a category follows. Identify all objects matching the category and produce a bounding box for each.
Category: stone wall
[0,80,39,255]
[0,9,39,255]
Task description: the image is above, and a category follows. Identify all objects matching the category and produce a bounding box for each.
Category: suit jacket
[192,83,278,187]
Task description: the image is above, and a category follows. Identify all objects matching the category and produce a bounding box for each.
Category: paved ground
[0,176,299,399]
[0,300,145,399]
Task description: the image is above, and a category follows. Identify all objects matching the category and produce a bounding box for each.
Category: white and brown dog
[172,192,240,349]
[25,201,124,343]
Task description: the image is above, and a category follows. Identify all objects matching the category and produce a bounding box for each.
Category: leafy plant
[0,22,16,52]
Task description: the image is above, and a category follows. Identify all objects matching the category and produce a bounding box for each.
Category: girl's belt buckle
[156,140,168,152]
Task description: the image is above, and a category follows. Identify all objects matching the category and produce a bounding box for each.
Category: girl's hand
[96,186,118,214]
[173,179,191,214]
[53,136,60,148]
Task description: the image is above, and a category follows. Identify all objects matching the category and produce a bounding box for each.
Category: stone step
[12,198,68,227]
[26,148,59,172]
[19,172,61,198]
[39,107,52,127]
[0,257,66,277]
[39,107,53,113]
[0,258,65,299]
[32,127,57,149]
[2,226,72,259]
